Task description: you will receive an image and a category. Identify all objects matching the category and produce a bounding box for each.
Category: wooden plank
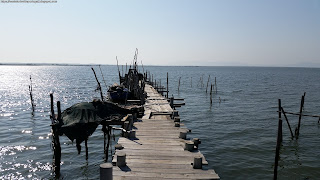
[112,84,219,179]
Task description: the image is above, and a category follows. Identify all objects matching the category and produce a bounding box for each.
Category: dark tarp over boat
[59,100,132,152]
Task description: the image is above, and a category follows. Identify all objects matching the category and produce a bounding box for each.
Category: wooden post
[191,77,192,88]
[215,77,217,94]
[274,99,282,180]
[52,99,61,178]
[281,107,294,139]
[29,75,35,113]
[167,72,169,98]
[193,156,202,169]
[102,125,107,162]
[91,68,104,101]
[210,84,213,104]
[170,96,174,108]
[85,138,88,160]
[116,56,121,83]
[100,163,113,180]
[206,75,210,93]
[50,94,55,121]
[201,75,204,87]
[178,77,181,92]
[116,152,126,167]
[106,126,111,161]
[295,95,305,139]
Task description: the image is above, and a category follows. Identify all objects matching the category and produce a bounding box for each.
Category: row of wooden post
[274,93,306,180]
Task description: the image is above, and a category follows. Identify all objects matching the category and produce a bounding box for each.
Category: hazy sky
[0,0,319,67]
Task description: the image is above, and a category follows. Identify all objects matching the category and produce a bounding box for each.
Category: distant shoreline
[0,63,319,69]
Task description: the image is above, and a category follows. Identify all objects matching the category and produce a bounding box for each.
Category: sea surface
[0,65,320,179]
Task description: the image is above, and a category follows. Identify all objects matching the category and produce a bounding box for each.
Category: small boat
[107,83,130,102]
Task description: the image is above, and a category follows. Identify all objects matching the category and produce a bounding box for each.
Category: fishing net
[59,100,131,153]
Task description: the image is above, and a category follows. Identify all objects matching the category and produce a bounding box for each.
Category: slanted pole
[295,95,305,139]
[91,68,104,101]
[281,107,294,139]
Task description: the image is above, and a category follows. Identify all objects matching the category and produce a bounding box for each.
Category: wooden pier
[111,84,219,179]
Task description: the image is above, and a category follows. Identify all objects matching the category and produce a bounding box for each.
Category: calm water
[1,65,320,179]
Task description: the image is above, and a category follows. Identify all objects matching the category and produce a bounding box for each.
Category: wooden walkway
[112,84,219,179]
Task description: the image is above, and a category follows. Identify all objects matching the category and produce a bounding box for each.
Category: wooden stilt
[106,126,111,161]
[103,125,107,162]
[295,95,305,139]
[178,77,181,92]
[85,138,88,160]
[274,99,282,180]
[206,75,210,93]
[215,77,217,94]
[210,84,213,104]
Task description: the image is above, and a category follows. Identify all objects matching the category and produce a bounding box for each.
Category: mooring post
[191,77,192,88]
[193,156,202,169]
[274,99,282,180]
[296,95,305,139]
[100,163,113,180]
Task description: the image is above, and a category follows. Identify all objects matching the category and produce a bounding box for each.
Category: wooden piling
[85,138,88,160]
[29,75,35,113]
[191,77,192,88]
[178,77,181,92]
[295,95,305,139]
[206,75,210,93]
[210,84,213,104]
[51,98,61,178]
[274,99,282,180]
[50,94,55,121]
[215,77,217,94]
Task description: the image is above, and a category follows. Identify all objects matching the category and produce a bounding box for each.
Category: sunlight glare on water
[0,65,320,179]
